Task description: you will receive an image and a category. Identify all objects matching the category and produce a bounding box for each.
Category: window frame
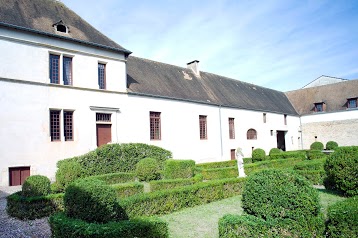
[314,102,324,112]
[50,110,61,141]
[150,111,161,140]
[63,111,74,141]
[199,115,207,140]
[347,98,357,109]
[63,56,73,85]
[229,117,235,139]
[49,54,60,84]
[247,128,257,140]
[98,63,106,89]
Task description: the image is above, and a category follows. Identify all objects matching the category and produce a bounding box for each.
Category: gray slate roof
[0,0,131,54]
[286,79,358,115]
[127,56,298,115]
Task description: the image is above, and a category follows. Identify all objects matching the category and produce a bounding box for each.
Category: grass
[160,189,346,238]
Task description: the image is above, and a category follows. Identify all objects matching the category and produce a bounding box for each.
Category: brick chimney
[187,60,200,76]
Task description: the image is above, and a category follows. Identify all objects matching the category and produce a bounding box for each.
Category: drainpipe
[219,105,223,159]
[299,116,303,150]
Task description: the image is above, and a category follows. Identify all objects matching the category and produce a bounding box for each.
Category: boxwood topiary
[22,175,51,197]
[163,159,196,179]
[54,159,83,192]
[269,148,282,156]
[326,196,358,238]
[135,158,161,181]
[242,169,320,221]
[64,178,128,223]
[310,142,324,150]
[326,141,338,150]
[252,148,266,163]
[324,146,358,197]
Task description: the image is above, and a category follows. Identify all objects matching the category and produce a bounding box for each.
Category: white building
[0,0,356,186]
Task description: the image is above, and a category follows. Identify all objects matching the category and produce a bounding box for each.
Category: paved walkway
[0,186,51,238]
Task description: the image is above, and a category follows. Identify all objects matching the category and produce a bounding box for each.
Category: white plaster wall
[0,28,127,92]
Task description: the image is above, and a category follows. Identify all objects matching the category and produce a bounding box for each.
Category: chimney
[187,60,200,76]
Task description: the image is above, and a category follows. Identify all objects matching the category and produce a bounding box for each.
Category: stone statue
[236,147,246,177]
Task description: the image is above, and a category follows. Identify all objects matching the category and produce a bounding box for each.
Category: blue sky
[62,0,358,91]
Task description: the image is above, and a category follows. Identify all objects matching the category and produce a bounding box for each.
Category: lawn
[160,189,346,238]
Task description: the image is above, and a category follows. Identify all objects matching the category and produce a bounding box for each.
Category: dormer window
[53,20,68,33]
[314,102,325,112]
[347,98,357,108]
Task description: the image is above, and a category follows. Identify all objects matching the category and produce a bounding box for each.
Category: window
[56,24,67,33]
[150,112,161,140]
[229,118,235,139]
[247,129,257,140]
[270,130,274,136]
[314,103,324,112]
[98,63,106,89]
[199,115,207,140]
[49,54,60,84]
[64,111,73,141]
[63,57,72,85]
[284,114,287,125]
[96,113,111,122]
[263,113,266,123]
[348,98,357,108]
[50,110,61,141]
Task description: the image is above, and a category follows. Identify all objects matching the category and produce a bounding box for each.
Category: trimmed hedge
[326,141,338,150]
[111,182,144,198]
[90,172,136,185]
[269,148,282,156]
[310,141,324,150]
[201,167,238,180]
[219,214,325,238]
[196,160,237,169]
[307,150,327,160]
[294,170,326,185]
[269,151,306,160]
[6,192,64,220]
[136,158,161,181]
[64,179,127,223]
[293,158,326,171]
[22,175,51,197]
[252,148,266,162]
[242,170,320,221]
[163,159,196,179]
[243,157,252,164]
[324,146,358,196]
[326,196,358,238]
[119,178,246,218]
[49,212,169,238]
[244,157,304,175]
[54,160,83,192]
[149,174,203,192]
[55,143,172,190]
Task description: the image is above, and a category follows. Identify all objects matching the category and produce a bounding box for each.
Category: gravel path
[0,187,51,238]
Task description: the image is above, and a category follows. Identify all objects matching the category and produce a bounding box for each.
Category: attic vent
[53,20,68,33]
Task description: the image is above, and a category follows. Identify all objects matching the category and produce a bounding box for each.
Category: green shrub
[196,160,237,169]
[6,192,64,220]
[163,159,196,179]
[326,141,339,150]
[251,148,266,162]
[64,178,127,223]
[269,151,306,160]
[55,143,172,185]
[111,182,144,198]
[269,148,282,156]
[293,158,326,171]
[242,169,320,221]
[89,172,136,184]
[294,170,326,185]
[326,196,358,238]
[22,175,51,197]
[54,159,83,191]
[219,214,325,238]
[306,150,327,160]
[119,178,245,218]
[243,157,252,164]
[136,158,161,181]
[244,157,304,175]
[149,174,203,192]
[324,146,358,196]
[310,141,324,150]
[49,212,168,238]
[201,167,237,180]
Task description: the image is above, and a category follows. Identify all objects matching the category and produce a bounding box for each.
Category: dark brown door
[231,149,236,160]
[9,167,30,186]
[96,124,112,147]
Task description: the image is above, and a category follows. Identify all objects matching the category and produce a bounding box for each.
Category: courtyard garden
[5,142,358,237]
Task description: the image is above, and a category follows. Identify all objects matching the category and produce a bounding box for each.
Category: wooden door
[231,149,236,160]
[9,167,30,186]
[96,124,112,147]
